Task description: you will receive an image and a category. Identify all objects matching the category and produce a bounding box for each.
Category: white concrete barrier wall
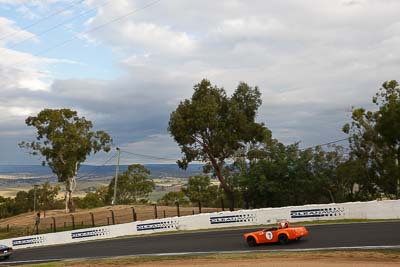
[1,200,399,249]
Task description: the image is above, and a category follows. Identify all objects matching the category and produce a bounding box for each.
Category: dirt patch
[0,205,221,235]
[27,251,400,267]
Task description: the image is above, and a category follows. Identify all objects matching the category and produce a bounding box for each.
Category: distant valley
[0,164,205,199]
[0,164,204,184]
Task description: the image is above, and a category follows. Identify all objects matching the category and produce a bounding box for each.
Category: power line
[7,0,111,50]
[0,0,85,42]
[120,137,350,162]
[300,137,349,151]
[10,0,162,68]
[119,149,178,162]
[76,152,117,180]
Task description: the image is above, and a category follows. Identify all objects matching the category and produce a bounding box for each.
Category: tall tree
[168,79,266,210]
[374,80,400,198]
[108,164,155,204]
[19,108,112,212]
[343,80,400,198]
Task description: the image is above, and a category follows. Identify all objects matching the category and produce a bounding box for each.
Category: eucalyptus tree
[168,79,266,210]
[20,108,112,212]
[343,80,400,198]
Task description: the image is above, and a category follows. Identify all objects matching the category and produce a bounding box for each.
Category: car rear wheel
[247,236,257,247]
[278,234,289,245]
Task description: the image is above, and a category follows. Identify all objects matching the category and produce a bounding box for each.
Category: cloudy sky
[0,0,399,165]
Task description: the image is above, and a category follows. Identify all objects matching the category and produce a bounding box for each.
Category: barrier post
[90,212,95,227]
[52,217,56,232]
[110,210,115,225]
[175,201,180,217]
[153,204,158,219]
[221,198,225,211]
[198,201,202,213]
[70,214,75,230]
[131,207,137,222]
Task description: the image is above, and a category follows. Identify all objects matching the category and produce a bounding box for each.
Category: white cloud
[0,17,37,44]
[78,0,400,150]
[84,0,197,55]
[2,0,400,164]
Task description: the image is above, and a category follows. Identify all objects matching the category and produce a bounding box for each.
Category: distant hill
[0,164,204,184]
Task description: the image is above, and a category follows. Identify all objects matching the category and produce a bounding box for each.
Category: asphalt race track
[2,221,400,265]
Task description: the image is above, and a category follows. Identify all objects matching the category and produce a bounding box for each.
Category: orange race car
[244,221,308,247]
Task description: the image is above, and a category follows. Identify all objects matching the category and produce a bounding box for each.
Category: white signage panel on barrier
[1,200,399,249]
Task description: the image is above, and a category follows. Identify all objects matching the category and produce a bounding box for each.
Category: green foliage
[233,135,366,208]
[182,175,219,207]
[108,164,155,204]
[0,196,18,218]
[75,186,109,209]
[157,191,189,206]
[19,109,112,183]
[344,80,400,198]
[36,182,62,210]
[0,183,63,219]
[168,79,267,210]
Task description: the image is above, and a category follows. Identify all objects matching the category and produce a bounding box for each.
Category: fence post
[107,217,110,225]
[175,201,180,217]
[52,217,56,232]
[153,204,158,219]
[110,210,115,225]
[90,212,95,227]
[192,210,195,215]
[131,207,137,222]
[70,214,75,230]
[6,224,9,232]
[198,201,202,213]
[221,198,225,211]
[163,210,166,218]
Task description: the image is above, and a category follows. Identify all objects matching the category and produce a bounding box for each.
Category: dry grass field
[0,204,222,237]
[21,251,400,267]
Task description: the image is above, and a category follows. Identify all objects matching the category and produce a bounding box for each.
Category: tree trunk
[327,189,335,203]
[208,156,235,211]
[65,176,76,213]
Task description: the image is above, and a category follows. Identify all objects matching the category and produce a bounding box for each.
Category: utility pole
[33,184,39,212]
[112,147,121,206]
